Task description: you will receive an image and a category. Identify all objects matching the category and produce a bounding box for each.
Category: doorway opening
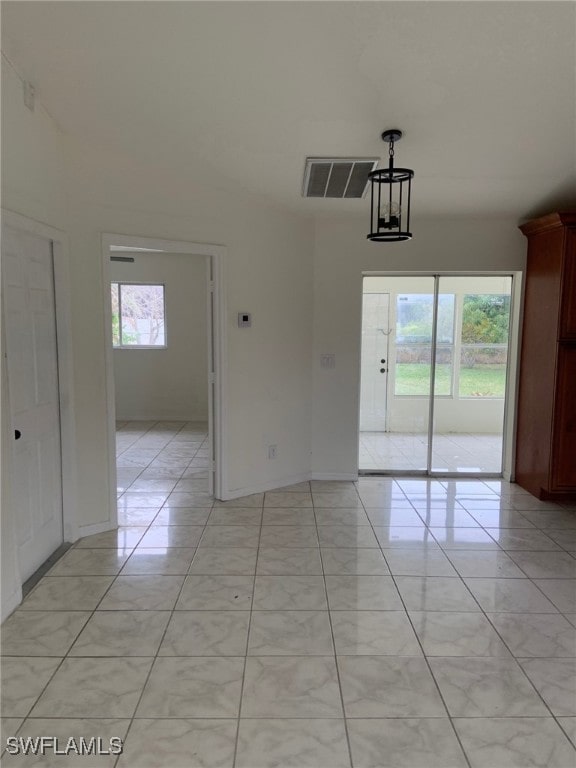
[102,234,225,526]
[359,274,514,476]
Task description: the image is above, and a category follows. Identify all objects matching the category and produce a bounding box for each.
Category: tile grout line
[5,445,575,764]
[7,425,209,761]
[97,422,208,764]
[403,494,571,724]
[2,655,68,733]
[115,420,173,494]
[556,718,576,751]
[313,485,355,768]
[112,423,213,767]
[4,447,171,735]
[231,494,264,768]
[424,549,567,725]
[118,420,208,499]
[6,422,204,764]
[359,487,474,768]
[371,481,576,746]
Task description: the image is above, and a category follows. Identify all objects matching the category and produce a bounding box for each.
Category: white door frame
[101,233,227,520]
[1,209,78,614]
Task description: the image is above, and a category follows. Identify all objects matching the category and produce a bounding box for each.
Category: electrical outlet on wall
[238,312,252,327]
[268,445,277,460]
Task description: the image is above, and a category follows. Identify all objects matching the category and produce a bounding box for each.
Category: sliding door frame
[359,270,522,479]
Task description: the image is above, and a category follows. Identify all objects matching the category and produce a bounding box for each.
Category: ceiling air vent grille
[303,158,379,199]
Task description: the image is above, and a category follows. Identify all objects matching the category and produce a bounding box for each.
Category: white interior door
[360,292,390,431]
[2,227,64,581]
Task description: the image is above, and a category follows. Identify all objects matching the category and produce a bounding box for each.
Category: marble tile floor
[1,421,576,766]
[360,431,505,474]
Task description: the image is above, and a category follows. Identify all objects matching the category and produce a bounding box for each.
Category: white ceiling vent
[302,157,379,198]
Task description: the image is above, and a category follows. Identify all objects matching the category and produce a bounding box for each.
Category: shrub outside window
[459,294,510,398]
[111,283,166,348]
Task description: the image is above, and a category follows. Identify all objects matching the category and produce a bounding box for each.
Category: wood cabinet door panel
[552,343,576,489]
[560,228,576,339]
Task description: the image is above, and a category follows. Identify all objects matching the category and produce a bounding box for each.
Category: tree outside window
[459,294,510,397]
[111,283,166,347]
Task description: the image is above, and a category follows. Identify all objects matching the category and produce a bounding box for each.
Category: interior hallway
[1,421,575,767]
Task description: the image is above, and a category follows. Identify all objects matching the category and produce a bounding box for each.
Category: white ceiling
[2,1,575,218]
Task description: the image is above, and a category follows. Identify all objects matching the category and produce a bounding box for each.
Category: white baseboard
[219,472,313,501]
[219,471,361,499]
[1,587,22,622]
[310,472,359,481]
[75,520,117,540]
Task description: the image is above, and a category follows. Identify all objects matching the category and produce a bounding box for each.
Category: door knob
[380,368,386,373]
[14,430,21,440]
[381,359,386,363]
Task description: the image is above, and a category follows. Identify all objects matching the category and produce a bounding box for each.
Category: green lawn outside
[395,363,506,397]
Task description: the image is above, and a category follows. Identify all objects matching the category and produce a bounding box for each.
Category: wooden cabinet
[515,212,576,500]
[560,227,576,338]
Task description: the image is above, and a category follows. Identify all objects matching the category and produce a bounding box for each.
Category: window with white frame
[393,291,510,399]
[111,283,166,348]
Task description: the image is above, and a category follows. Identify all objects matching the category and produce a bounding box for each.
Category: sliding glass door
[430,276,512,474]
[359,274,513,476]
[360,276,434,472]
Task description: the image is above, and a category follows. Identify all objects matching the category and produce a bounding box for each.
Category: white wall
[1,56,315,615]
[64,136,314,523]
[111,252,208,422]
[312,215,526,479]
[1,59,68,230]
[1,58,68,619]
[1,49,530,619]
